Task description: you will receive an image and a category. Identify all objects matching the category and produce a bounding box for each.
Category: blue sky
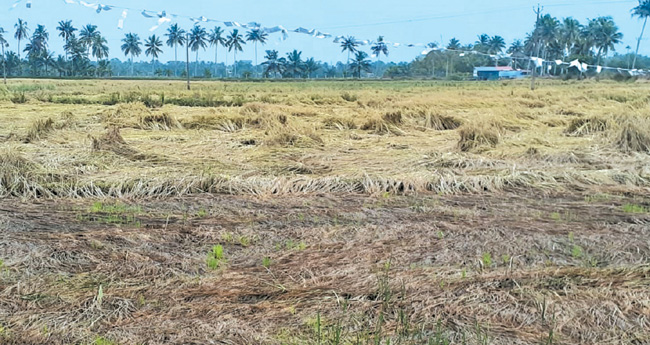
[1,0,646,64]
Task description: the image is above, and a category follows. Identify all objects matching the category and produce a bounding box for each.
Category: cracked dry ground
[0,192,649,344]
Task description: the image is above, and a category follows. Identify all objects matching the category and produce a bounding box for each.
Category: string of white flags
[8,0,649,75]
[420,47,649,76]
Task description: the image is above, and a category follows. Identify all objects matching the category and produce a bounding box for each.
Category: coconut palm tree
[56,20,76,63]
[226,29,245,77]
[285,50,303,78]
[303,57,319,79]
[632,0,650,69]
[90,35,108,61]
[42,51,54,74]
[245,29,268,77]
[475,34,490,53]
[371,36,389,60]
[189,25,207,76]
[25,25,48,56]
[145,35,163,75]
[79,24,99,55]
[340,36,358,77]
[349,51,371,78]
[262,49,283,78]
[209,26,226,76]
[14,19,29,59]
[559,17,581,60]
[588,16,623,65]
[447,38,461,50]
[165,24,186,62]
[121,33,142,76]
[488,36,506,54]
[0,27,7,83]
[371,36,389,77]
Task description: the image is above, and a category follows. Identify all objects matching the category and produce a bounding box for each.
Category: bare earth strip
[1,193,649,344]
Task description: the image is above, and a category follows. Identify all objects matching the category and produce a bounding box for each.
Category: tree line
[1,1,650,80]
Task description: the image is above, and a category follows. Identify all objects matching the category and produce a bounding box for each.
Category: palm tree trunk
[214,45,218,78]
[347,50,350,78]
[174,44,178,77]
[152,58,155,76]
[131,55,134,76]
[2,44,6,84]
[234,50,237,77]
[195,51,199,77]
[632,16,647,70]
[254,42,258,77]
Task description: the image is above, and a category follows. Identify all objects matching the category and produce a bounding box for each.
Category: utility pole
[531,3,542,91]
[186,32,190,90]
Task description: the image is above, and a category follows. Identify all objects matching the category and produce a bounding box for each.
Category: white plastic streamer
[117,9,127,29]
[150,16,171,31]
[9,0,22,10]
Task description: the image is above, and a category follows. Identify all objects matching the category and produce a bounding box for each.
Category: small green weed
[93,336,118,345]
[622,203,648,214]
[481,252,492,269]
[206,245,226,270]
[571,245,583,259]
[262,257,271,269]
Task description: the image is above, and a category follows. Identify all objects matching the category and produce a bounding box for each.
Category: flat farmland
[0,79,649,344]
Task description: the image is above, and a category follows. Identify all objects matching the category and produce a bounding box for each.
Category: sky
[0,0,647,64]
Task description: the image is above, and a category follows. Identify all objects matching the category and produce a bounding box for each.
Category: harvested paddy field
[0,79,649,344]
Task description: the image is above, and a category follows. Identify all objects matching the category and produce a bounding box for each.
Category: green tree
[209,26,226,76]
[0,27,7,83]
[632,0,650,69]
[340,36,358,77]
[145,34,163,75]
[189,25,207,76]
[226,29,245,77]
[349,51,371,78]
[56,20,76,64]
[165,23,186,76]
[559,17,582,60]
[587,17,622,65]
[245,29,268,76]
[488,35,505,54]
[121,33,142,76]
[303,57,319,78]
[285,50,303,78]
[90,35,109,62]
[262,49,283,78]
[14,19,29,60]
[79,24,99,56]
[475,34,490,53]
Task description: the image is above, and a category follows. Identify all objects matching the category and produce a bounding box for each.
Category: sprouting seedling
[262,257,271,269]
[206,245,225,270]
[482,252,492,268]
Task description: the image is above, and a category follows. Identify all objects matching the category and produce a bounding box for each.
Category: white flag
[117,9,128,29]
